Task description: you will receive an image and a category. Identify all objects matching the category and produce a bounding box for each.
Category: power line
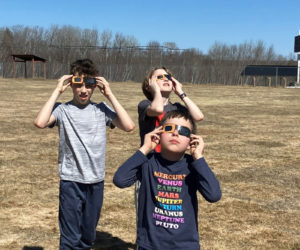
[48,44,188,51]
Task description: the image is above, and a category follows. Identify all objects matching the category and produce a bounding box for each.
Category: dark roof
[241,65,297,77]
[295,35,300,52]
[12,54,46,62]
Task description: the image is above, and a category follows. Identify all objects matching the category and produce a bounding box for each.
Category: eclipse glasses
[71,76,97,85]
[156,74,172,81]
[162,124,191,138]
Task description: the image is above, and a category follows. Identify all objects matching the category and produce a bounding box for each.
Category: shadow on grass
[23,247,44,250]
[92,231,136,250]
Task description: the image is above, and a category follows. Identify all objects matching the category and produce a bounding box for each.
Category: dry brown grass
[0,78,299,250]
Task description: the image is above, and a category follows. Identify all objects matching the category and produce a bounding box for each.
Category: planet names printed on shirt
[152,171,187,230]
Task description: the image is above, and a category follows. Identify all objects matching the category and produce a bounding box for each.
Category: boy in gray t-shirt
[35,59,135,249]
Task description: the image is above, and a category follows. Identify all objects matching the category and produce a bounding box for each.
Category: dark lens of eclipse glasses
[157,74,171,80]
[163,124,191,138]
[84,77,97,85]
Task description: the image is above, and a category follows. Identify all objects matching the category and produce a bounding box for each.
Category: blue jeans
[59,180,104,250]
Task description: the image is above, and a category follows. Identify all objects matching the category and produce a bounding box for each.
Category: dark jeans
[59,180,104,250]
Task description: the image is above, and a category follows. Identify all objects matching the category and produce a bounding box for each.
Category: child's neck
[160,150,185,162]
[162,96,169,106]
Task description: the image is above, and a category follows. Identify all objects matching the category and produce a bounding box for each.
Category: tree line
[0,25,296,85]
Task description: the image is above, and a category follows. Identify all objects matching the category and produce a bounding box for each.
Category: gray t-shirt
[51,101,116,184]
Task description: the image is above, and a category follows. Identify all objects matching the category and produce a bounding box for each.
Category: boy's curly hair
[70,59,98,77]
[160,109,197,134]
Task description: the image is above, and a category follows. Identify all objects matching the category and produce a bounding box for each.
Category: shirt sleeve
[113,150,148,188]
[49,102,62,128]
[174,102,188,111]
[138,99,151,121]
[98,102,117,129]
[191,157,222,203]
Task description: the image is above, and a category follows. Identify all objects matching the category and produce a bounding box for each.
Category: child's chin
[164,146,186,154]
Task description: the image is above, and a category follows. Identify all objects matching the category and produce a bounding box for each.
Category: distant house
[241,65,297,87]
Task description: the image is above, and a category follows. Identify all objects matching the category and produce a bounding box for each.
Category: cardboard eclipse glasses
[162,124,191,138]
[156,74,172,80]
[71,76,97,85]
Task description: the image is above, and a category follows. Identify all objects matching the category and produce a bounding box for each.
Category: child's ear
[145,82,151,91]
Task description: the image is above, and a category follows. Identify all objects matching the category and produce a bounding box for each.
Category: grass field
[0,78,299,250]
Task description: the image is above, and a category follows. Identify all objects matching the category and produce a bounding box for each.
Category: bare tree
[1,28,14,77]
[0,25,294,85]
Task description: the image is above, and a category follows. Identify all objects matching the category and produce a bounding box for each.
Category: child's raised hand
[140,126,163,155]
[189,134,205,160]
[56,75,72,94]
[147,77,161,94]
[171,77,184,96]
[96,76,113,97]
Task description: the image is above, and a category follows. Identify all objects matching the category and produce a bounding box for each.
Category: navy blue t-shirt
[113,151,221,250]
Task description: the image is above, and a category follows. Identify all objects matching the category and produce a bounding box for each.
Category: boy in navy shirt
[114,110,221,250]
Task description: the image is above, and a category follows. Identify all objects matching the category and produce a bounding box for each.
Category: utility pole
[297,52,300,83]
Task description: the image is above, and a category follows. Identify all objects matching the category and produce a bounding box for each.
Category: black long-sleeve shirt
[113,150,221,250]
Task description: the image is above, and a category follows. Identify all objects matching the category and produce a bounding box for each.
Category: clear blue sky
[1,0,299,57]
